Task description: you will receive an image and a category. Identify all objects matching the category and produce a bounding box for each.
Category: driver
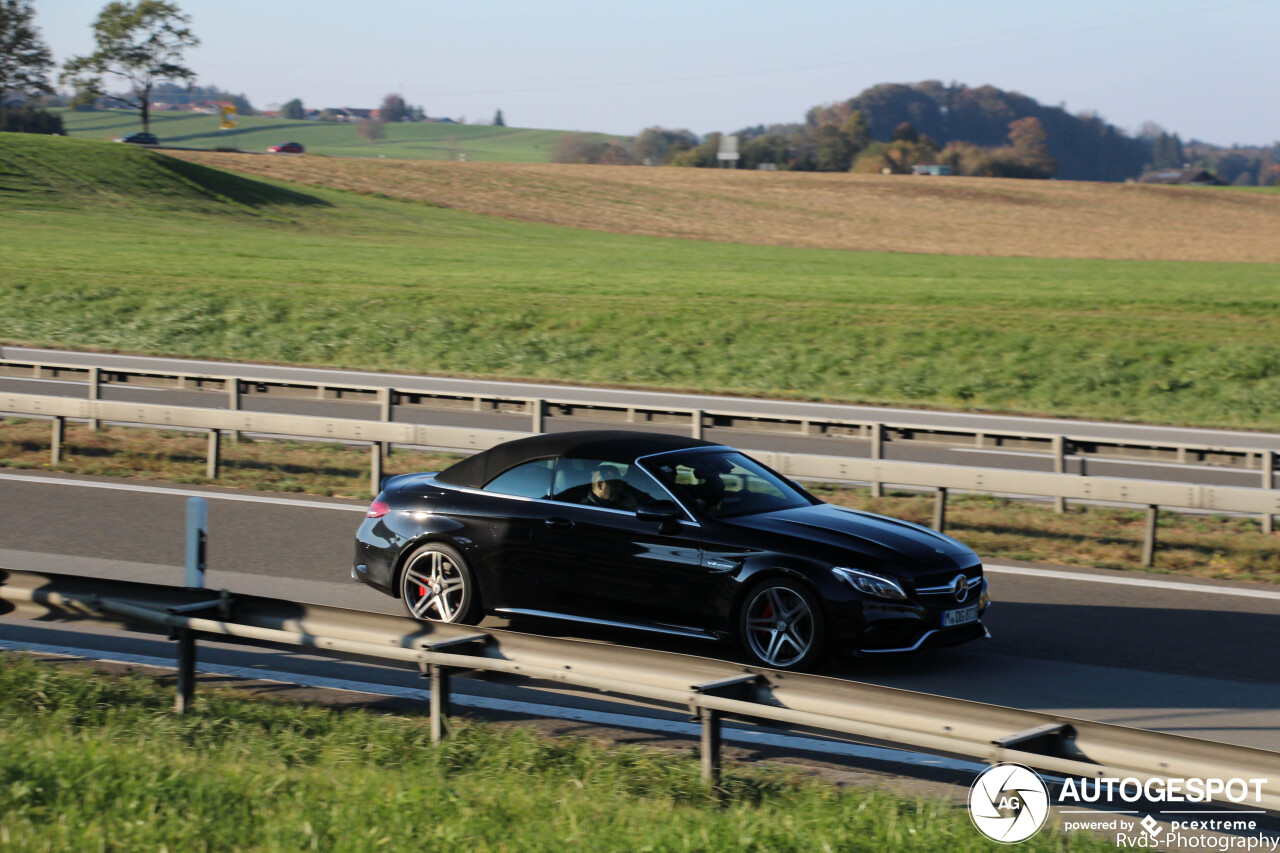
[582,464,639,510]
[688,465,727,512]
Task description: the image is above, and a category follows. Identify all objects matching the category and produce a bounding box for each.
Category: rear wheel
[738,579,825,670]
[398,543,481,625]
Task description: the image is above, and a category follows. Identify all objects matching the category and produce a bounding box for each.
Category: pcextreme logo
[969,763,1051,843]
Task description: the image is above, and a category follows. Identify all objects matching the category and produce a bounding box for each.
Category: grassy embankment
[0,654,1109,852]
[56,107,624,162]
[2,134,1280,580]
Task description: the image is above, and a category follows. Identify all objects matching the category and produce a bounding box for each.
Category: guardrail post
[933,487,948,533]
[870,423,883,497]
[370,443,383,496]
[88,366,100,431]
[174,628,196,714]
[378,388,393,458]
[226,377,240,442]
[175,498,207,714]
[206,430,221,479]
[697,706,722,787]
[1263,451,1275,535]
[428,663,452,744]
[50,416,64,467]
[691,409,703,440]
[529,398,543,434]
[1141,505,1159,567]
[417,634,486,745]
[1053,435,1067,513]
[689,674,757,790]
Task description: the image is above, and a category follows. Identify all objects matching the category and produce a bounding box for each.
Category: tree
[813,124,851,172]
[0,0,54,101]
[356,117,385,144]
[493,108,504,127]
[633,126,698,164]
[891,121,919,143]
[379,92,407,123]
[152,80,254,115]
[666,133,721,168]
[1005,117,1056,178]
[280,98,305,120]
[552,134,637,165]
[839,110,871,153]
[739,133,789,170]
[60,1,199,133]
[1,102,61,132]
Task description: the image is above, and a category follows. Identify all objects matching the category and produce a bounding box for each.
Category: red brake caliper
[418,584,427,597]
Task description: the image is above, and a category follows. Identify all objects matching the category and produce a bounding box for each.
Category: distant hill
[55,109,627,163]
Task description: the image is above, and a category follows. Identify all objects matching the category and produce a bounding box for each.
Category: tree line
[560,81,1277,186]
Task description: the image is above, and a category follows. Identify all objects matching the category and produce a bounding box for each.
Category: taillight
[366,500,390,519]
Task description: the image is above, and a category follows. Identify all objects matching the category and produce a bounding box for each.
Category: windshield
[644,451,813,519]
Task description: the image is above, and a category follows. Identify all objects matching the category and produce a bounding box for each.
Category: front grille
[912,570,984,606]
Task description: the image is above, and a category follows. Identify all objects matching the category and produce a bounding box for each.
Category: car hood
[728,503,978,576]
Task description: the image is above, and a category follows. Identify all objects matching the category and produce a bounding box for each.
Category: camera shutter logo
[969,763,1051,843]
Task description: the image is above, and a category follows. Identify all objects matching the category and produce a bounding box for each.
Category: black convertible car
[353,430,989,669]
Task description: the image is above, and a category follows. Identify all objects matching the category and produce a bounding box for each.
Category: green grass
[0,654,1107,852]
[4,133,1280,431]
[56,108,626,162]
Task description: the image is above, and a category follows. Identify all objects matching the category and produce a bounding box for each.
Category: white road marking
[0,637,985,775]
[984,563,1280,601]
[0,472,365,512]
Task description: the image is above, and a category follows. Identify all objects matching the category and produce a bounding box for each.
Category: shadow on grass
[155,155,331,209]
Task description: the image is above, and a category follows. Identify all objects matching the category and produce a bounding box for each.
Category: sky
[34,0,1280,146]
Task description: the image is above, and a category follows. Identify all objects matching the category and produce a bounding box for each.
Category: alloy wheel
[401,546,470,622]
[743,584,816,668]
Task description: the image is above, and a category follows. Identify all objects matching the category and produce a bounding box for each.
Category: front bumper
[828,578,991,655]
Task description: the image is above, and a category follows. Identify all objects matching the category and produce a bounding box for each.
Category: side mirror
[636,500,682,534]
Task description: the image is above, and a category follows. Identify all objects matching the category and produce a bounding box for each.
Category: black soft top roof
[435,429,720,490]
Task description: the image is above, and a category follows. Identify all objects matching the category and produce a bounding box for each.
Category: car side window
[483,459,554,499]
[551,458,670,510]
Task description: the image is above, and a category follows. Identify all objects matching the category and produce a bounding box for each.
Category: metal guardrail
[2,567,1277,808]
[3,356,1276,483]
[2,390,1277,565]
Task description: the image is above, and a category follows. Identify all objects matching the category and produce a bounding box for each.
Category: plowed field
[169,152,1280,263]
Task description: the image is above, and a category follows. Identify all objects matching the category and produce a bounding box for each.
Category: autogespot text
[1058,777,1269,805]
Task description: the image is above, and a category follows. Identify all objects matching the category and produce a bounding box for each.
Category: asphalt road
[3,469,1278,753]
[4,346,1279,489]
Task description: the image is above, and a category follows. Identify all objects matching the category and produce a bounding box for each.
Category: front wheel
[738,579,825,670]
[399,543,481,625]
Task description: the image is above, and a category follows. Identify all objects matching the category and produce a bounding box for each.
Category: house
[1137,168,1225,186]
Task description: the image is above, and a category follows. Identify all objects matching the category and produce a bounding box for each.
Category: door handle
[544,517,574,529]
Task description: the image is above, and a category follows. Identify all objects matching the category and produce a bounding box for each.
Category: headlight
[832,567,908,601]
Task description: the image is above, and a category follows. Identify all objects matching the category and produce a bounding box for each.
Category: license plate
[943,604,980,627]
